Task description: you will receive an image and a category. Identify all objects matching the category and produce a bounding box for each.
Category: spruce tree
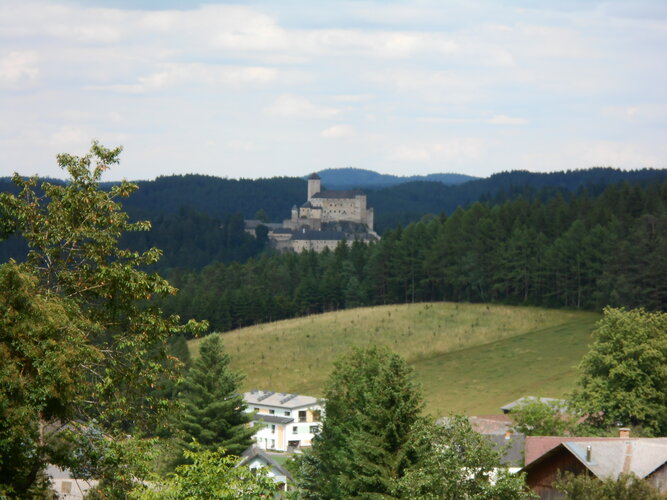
[178,335,255,457]
[296,346,423,499]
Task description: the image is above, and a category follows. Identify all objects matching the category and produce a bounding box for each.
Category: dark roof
[485,433,526,467]
[252,413,294,425]
[271,228,294,234]
[312,189,365,199]
[239,446,293,480]
[301,201,317,209]
[291,230,347,241]
[245,220,281,229]
[308,173,321,180]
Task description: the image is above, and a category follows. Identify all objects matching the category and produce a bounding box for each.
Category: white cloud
[389,138,485,164]
[48,126,90,148]
[266,94,340,119]
[225,140,257,152]
[0,51,40,89]
[571,140,663,168]
[321,124,354,138]
[487,115,528,125]
[88,64,300,93]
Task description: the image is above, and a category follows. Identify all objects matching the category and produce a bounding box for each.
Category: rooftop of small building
[500,396,567,413]
[244,390,321,409]
[239,445,294,480]
[244,219,282,229]
[307,173,321,180]
[522,437,667,479]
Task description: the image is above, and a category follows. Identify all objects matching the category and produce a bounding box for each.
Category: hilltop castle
[248,173,379,252]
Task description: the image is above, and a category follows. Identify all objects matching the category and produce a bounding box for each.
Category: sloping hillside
[189,303,599,416]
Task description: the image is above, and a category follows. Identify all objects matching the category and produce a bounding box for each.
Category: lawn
[188,303,600,417]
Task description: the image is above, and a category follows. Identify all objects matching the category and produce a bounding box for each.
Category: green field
[189,303,600,417]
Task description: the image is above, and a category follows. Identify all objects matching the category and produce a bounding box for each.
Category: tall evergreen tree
[178,335,255,457]
[296,347,423,499]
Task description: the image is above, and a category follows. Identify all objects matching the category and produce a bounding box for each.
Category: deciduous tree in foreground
[571,307,667,436]
[0,143,205,496]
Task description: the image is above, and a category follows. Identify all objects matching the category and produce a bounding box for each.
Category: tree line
[159,179,667,332]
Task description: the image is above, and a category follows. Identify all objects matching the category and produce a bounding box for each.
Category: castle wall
[312,195,367,225]
[290,238,351,253]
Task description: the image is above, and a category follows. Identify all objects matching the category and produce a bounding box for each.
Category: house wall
[246,402,324,451]
[525,449,588,500]
[648,463,667,493]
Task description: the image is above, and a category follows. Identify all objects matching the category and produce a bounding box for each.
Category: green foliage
[255,208,269,222]
[153,180,667,334]
[571,307,667,435]
[554,472,662,500]
[296,346,423,499]
[510,399,574,436]
[396,416,534,500]
[178,335,255,457]
[130,447,276,499]
[295,348,533,499]
[0,262,95,495]
[0,142,206,495]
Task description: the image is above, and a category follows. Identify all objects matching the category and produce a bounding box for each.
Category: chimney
[586,445,592,462]
[619,427,630,439]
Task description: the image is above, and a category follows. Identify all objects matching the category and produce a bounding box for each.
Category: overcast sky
[1,0,666,181]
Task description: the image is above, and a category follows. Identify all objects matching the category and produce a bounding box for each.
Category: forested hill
[315,167,476,189]
[159,179,667,333]
[369,167,667,229]
[2,167,666,270]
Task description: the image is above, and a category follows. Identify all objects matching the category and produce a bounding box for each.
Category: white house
[239,445,293,492]
[244,390,323,452]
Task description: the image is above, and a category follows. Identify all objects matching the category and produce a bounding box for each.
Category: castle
[248,173,379,252]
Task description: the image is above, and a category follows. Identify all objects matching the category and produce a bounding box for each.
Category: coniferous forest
[2,169,666,334]
[157,179,667,333]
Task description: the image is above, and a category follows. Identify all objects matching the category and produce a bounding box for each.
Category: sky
[1,0,666,181]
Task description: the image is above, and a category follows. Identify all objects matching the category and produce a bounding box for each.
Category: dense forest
[3,167,667,270]
[157,180,667,332]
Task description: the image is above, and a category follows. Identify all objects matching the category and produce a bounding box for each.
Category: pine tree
[178,335,255,457]
[296,347,423,499]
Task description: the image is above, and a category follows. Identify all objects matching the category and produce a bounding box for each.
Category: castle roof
[312,189,365,199]
[308,173,321,180]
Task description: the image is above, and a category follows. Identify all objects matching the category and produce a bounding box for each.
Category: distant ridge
[314,167,477,189]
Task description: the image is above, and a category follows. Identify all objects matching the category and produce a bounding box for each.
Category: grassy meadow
[188,303,600,416]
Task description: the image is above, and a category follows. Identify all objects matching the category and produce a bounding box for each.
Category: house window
[269,409,275,415]
[254,407,259,412]
[271,425,275,434]
[310,425,319,434]
[285,411,291,416]
[270,439,275,449]
[298,410,307,422]
[292,426,298,434]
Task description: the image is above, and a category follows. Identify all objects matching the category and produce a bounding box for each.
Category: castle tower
[307,173,321,201]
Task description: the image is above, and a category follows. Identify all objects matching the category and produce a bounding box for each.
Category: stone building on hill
[250,173,379,252]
